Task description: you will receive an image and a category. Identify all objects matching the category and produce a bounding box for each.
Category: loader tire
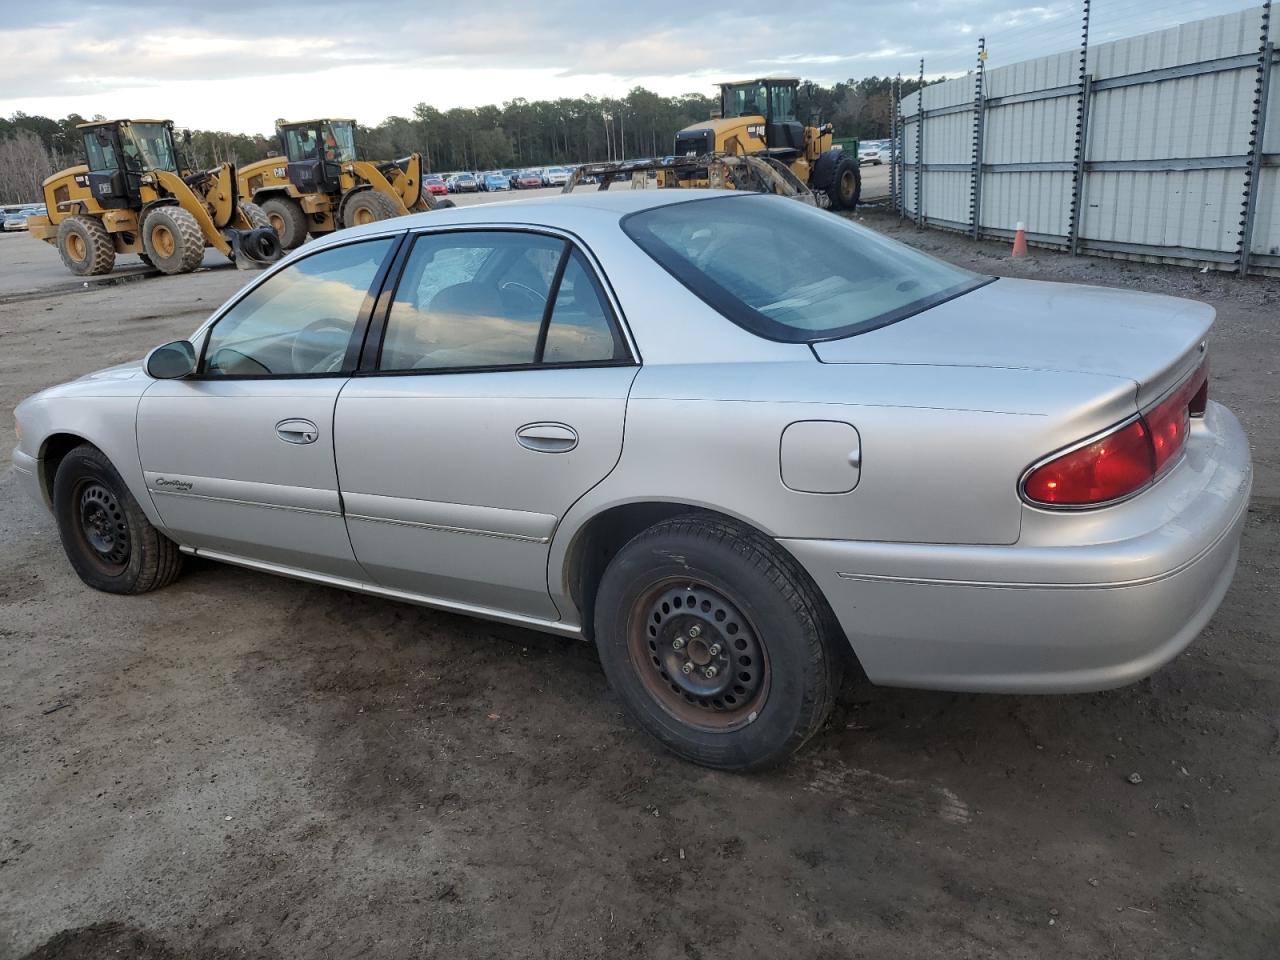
[142,206,205,275]
[342,190,401,229]
[57,216,115,276]
[239,201,271,231]
[434,198,456,209]
[826,156,861,211]
[260,197,308,249]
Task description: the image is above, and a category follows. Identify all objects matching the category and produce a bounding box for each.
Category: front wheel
[342,190,401,228]
[52,445,183,594]
[142,205,205,274]
[826,156,861,211]
[593,515,842,770]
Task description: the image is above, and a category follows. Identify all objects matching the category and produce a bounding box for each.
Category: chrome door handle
[276,418,319,444]
[516,422,578,453]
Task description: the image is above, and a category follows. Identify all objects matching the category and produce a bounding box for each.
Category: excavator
[567,77,861,211]
[236,118,451,249]
[27,119,281,276]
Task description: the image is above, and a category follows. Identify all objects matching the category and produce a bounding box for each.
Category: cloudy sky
[0,0,1260,134]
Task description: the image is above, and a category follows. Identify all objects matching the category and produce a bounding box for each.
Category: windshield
[622,195,988,343]
[722,82,769,118]
[123,123,178,172]
[325,122,357,162]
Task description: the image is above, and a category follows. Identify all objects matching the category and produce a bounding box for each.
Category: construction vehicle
[567,77,860,211]
[27,119,281,277]
[236,119,452,249]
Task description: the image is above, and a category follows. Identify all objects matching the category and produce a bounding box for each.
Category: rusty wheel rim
[268,212,285,233]
[627,578,770,732]
[353,206,375,225]
[151,223,175,259]
[67,232,86,262]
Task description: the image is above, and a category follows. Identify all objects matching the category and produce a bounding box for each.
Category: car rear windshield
[621,194,989,343]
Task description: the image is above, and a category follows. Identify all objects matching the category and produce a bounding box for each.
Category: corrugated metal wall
[898,7,1278,274]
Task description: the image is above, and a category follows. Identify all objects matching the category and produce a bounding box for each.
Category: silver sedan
[11,190,1252,770]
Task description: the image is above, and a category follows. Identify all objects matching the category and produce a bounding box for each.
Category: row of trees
[0,76,935,204]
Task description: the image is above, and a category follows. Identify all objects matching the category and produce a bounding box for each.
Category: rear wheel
[827,156,861,210]
[593,515,842,770]
[52,445,183,594]
[56,216,115,276]
[342,190,401,229]
[142,206,204,274]
[260,196,309,248]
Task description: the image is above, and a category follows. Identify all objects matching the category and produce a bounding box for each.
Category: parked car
[858,142,884,165]
[3,206,43,231]
[448,172,478,193]
[482,172,511,192]
[423,175,449,197]
[11,190,1250,771]
[514,170,543,189]
[542,166,571,187]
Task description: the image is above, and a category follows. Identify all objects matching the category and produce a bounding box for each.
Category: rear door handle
[516,422,578,453]
[276,418,319,444]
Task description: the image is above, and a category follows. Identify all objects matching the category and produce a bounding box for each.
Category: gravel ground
[1,202,1278,960]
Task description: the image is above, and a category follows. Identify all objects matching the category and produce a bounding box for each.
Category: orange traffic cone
[1011,221,1029,259]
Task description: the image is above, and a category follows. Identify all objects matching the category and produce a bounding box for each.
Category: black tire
[52,445,183,595]
[137,251,154,268]
[57,216,115,276]
[342,190,401,229]
[827,156,862,211]
[260,196,308,249]
[593,515,842,771]
[239,201,271,231]
[433,197,456,209]
[142,205,204,274]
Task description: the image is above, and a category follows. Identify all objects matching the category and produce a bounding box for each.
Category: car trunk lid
[813,278,1213,408]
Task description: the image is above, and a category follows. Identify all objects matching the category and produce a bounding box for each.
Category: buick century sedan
[12,190,1252,769]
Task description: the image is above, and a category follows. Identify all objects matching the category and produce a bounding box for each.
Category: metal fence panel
[899,6,1278,275]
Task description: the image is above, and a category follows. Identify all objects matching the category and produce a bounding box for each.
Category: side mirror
[145,340,197,379]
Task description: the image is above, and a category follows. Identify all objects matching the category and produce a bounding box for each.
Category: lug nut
[672,636,685,650]
[688,625,702,638]
[681,662,694,675]
[704,665,718,679]
[708,643,721,657]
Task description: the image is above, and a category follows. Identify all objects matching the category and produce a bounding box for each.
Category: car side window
[201,237,395,377]
[378,232,566,371]
[542,250,627,363]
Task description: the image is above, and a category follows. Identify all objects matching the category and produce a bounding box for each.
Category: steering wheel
[291,318,352,374]
[499,280,547,309]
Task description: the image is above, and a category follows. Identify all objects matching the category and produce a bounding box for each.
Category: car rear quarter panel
[548,359,1140,621]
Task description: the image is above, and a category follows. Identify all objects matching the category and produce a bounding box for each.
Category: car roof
[302,189,747,251]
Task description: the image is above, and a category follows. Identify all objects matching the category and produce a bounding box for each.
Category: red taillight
[1023,360,1208,508]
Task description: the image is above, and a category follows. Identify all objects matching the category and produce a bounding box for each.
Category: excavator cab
[277,119,357,196]
[80,120,181,210]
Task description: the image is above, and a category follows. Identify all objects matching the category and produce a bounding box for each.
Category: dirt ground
[1,200,1278,960]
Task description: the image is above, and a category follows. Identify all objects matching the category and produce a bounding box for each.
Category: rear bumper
[781,402,1253,693]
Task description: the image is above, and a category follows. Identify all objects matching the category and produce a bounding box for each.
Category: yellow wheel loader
[236,119,451,250]
[27,119,282,277]
[569,77,860,211]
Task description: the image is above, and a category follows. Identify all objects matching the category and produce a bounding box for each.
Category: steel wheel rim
[353,206,375,225]
[268,212,285,233]
[151,223,175,259]
[627,577,770,732]
[67,232,86,262]
[75,479,130,574]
